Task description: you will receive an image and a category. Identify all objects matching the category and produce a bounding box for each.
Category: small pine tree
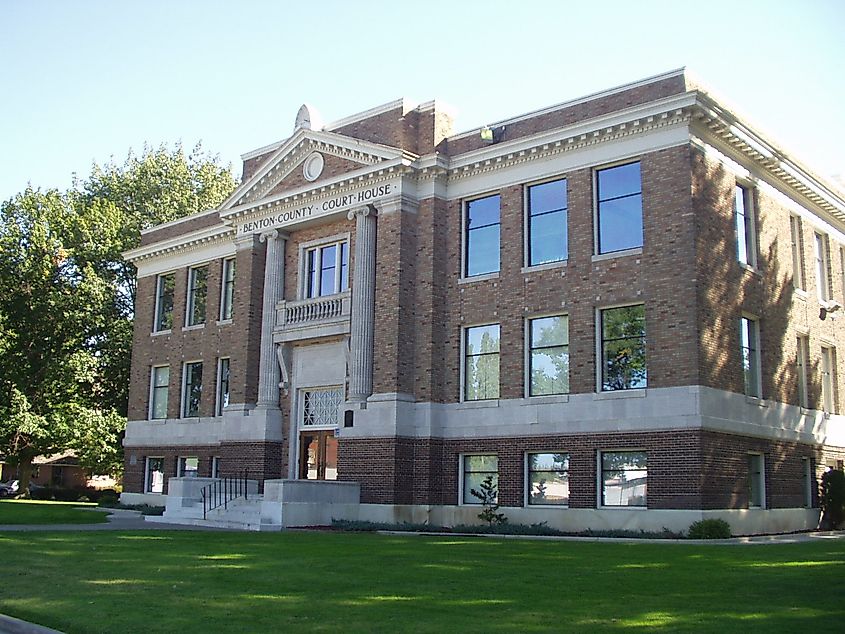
[470,475,508,526]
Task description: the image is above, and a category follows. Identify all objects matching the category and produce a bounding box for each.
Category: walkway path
[0,507,231,532]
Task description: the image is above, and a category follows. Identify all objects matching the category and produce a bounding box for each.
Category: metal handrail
[201,470,249,520]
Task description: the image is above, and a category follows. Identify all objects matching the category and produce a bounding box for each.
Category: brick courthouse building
[121,69,845,533]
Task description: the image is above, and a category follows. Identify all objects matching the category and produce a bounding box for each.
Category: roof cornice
[124,223,234,263]
[692,92,845,223]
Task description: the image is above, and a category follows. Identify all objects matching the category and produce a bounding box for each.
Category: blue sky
[1,0,843,203]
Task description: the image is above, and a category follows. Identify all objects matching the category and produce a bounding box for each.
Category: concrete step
[145,514,281,531]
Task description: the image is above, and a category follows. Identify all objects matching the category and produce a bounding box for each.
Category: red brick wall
[339,429,821,510]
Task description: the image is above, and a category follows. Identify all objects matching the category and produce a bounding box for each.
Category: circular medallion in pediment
[303,152,324,182]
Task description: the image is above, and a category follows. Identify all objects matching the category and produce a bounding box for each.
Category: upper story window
[149,366,169,420]
[220,257,236,321]
[306,241,349,298]
[735,183,757,267]
[465,194,500,277]
[464,324,500,401]
[789,215,805,291]
[814,232,831,302]
[527,178,567,266]
[740,316,761,398]
[528,315,569,396]
[154,273,175,332]
[182,361,203,418]
[216,357,230,416]
[797,335,810,409]
[596,162,642,255]
[821,346,836,414]
[600,305,646,391]
[186,265,208,327]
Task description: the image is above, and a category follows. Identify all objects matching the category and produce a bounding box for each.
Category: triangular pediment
[220,129,407,210]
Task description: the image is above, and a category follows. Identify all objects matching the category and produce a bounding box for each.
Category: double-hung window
[527,453,569,506]
[145,457,165,494]
[178,457,199,478]
[741,316,761,398]
[216,358,230,416]
[814,232,831,302]
[789,215,805,290]
[600,451,647,507]
[306,241,349,298]
[220,257,236,321]
[528,316,569,396]
[797,336,810,409]
[748,453,765,508]
[150,366,169,419]
[527,179,567,265]
[464,324,500,400]
[821,346,835,413]
[465,194,500,276]
[600,305,646,391]
[186,265,208,327]
[154,273,175,332]
[182,361,203,418]
[735,183,756,267]
[462,455,498,505]
[596,162,643,255]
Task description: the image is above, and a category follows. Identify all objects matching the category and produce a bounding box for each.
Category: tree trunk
[17,453,35,498]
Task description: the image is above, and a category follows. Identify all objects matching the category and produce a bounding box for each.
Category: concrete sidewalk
[0,507,232,532]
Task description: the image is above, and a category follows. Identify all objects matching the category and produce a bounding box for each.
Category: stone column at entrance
[257,229,286,408]
[347,204,378,403]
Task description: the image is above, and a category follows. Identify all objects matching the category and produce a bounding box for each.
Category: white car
[0,480,18,497]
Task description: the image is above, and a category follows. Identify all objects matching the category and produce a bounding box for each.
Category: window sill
[593,389,646,401]
[216,319,233,326]
[523,394,570,404]
[458,399,500,409]
[794,289,808,300]
[150,329,172,337]
[592,248,642,263]
[521,260,567,274]
[738,263,761,276]
[745,396,769,407]
[526,504,570,509]
[599,505,648,511]
[458,272,499,285]
[182,324,205,332]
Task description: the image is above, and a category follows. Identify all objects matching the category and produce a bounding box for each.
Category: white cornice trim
[124,224,234,263]
[447,67,687,142]
[445,93,696,179]
[692,93,845,223]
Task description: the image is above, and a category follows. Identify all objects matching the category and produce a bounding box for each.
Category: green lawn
[0,500,109,525]
[0,532,842,633]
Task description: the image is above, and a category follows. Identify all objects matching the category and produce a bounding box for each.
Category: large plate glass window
[601,451,647,507]
[464,324,500,401]
[182,361,203,418]
[462,455,498,505]
[527,453,569,506]
[465,194,500,276]
[154,273,175,332]
[600,305,646,391]
[306,241,349,298]
[150,366,169,419]
[596,162,642,254]
[527,179,567,265]
[529,316,569,396]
